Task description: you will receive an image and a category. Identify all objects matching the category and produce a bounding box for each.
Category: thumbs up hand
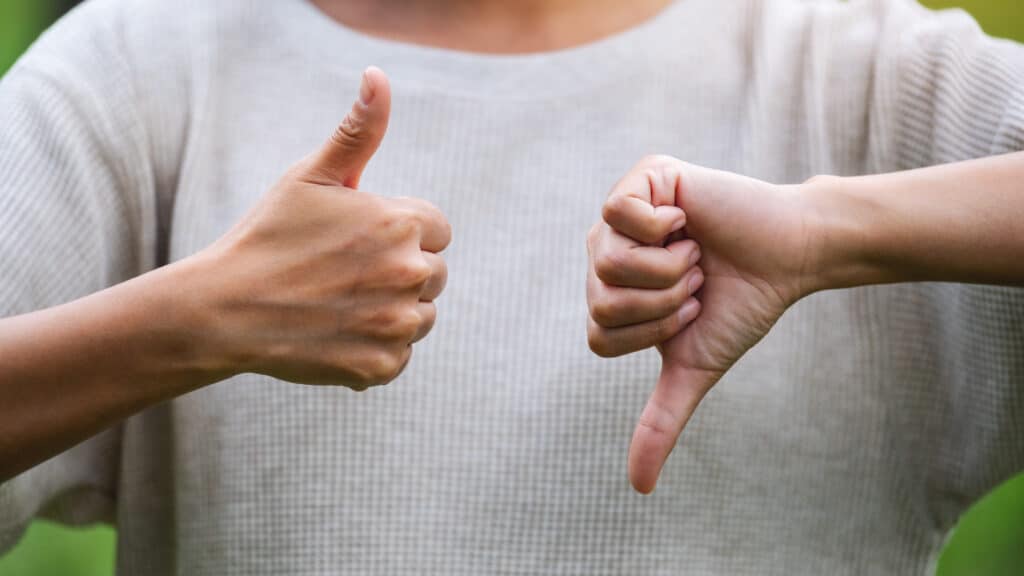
[193,67,451,390]
[587,155,817,493]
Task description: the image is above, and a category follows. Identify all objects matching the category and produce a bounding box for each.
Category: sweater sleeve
[0,1,158,551]
[879,2,1024,168]
[871,1,1024,518]
[791,0,1024,174]
[794,0,1024,527]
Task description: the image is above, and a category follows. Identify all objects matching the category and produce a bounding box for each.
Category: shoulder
[745,0,1024,170]
[7,0,294,94]
[0,0,296,183]
[19,0,264,70]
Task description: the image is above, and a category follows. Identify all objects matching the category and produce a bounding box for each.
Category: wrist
[795,174,882,294]
[142,251,245,386]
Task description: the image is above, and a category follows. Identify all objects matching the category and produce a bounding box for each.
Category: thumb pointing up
[311,66,392,189]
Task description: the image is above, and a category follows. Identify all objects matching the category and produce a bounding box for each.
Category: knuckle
[636,398,677,438]
[602,194,630,223]
[405,198,452,249]
[639,154,678,169]
[436,257,449,282]
[669,279,692,307]
[394,195,427,210]
[589,284,618,325]
[589,296,622,328]
[394,309,423,341]
[421,198,445,222]
[376,306,422,341]
[639,229,665,246]
[415,319,436,343]
[638,154,662,167]
[359,349,404,384]
[586,223,601,250]
[349,363,379,388]
[424,259,448,299]
[283,159,315,182]
[673,244,698,274]
[396,196,442,218]
[380,206,419,239]
[418,303,437,331]
[390,198,422,220]
[594,250,629,283]
[332,114,367,149]
[655,312,683,341]
[587,325,615,358]
[647,267,679,290]
[396,257,432,289]
[437,216,453,249]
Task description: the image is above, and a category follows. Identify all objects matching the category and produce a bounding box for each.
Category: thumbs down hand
[587,155,817,494]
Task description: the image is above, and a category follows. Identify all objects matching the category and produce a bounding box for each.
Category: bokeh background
[1,1,1023,575]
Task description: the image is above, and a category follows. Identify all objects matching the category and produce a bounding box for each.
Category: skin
[587,153,1024,494]
[0,68,452,481]
[0,0,671,482]
[310,0,674,53]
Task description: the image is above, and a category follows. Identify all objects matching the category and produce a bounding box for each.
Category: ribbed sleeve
[878,2,1024,530]
[804,0,1024,549]
[885,3,1024,166]
[0,0,156,552]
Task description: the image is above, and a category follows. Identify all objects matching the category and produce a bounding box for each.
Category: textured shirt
[1,0,1023,574]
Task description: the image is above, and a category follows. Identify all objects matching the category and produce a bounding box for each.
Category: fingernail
[688,248,701,267]
[688,270,704,294]
[359,68,375,106]
[671,216,686,233]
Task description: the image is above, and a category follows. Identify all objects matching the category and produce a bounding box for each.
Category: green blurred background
[1,1,1023,575]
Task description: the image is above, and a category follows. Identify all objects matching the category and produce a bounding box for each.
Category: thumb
[310,66,392,189]
[628,360,715,494]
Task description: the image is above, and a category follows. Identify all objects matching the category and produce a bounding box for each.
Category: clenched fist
[588,155,817,493]
[194,67,451,390]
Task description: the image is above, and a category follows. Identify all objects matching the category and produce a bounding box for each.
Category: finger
[411,302,437,343]
[349,343,412,391]
[612,158,682,206]
[595,233,701,289]
[420,252,448,302]
[604,163,686,244]
[628,360,721,494]
[395,345,414,383]
[309,66,392,189]
[587,298,701,358]
[381,344,414,386]
[590,267,704,328]
[603,195,686,246]
[393,196,452,253]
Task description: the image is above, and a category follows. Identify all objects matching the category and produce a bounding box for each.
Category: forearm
[0,255,230,481]
[805,151,1024,292]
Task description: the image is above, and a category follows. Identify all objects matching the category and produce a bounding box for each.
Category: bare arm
[807,151,1024,291]
[0,256,223,480]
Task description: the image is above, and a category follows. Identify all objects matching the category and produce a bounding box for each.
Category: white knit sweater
[1,0,1023,574]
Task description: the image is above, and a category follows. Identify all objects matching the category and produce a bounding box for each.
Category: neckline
[280,0,688,98]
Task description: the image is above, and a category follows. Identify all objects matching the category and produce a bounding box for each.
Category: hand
[587,155,818,493]
[191,67,451,390]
